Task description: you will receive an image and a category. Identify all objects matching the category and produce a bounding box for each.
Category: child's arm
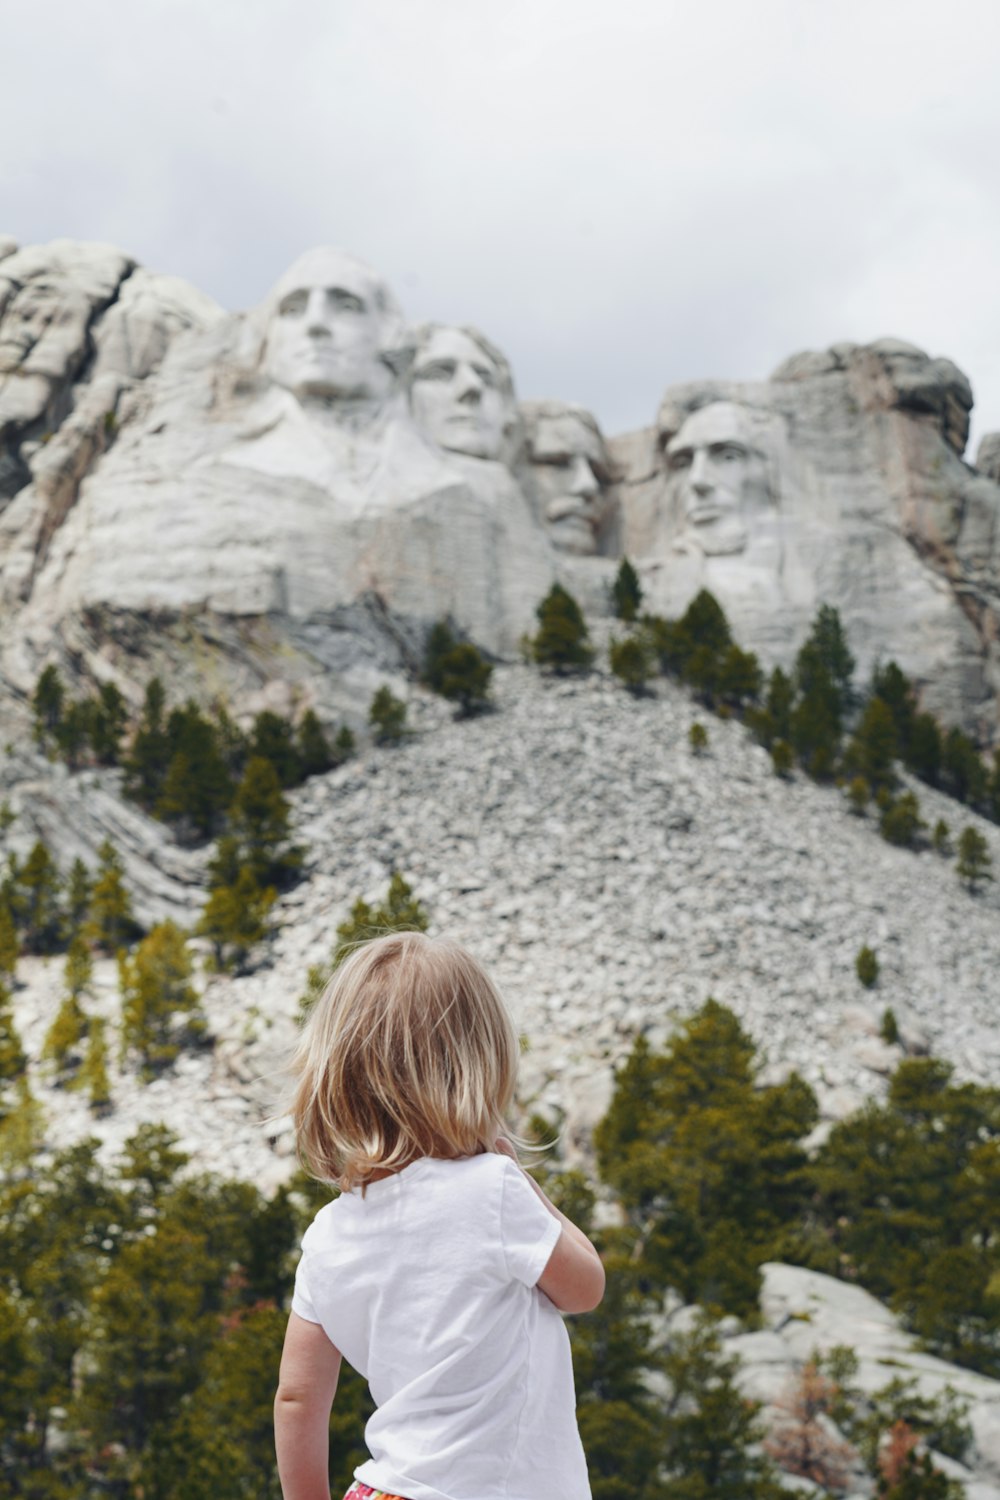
[496,1140,606,1314]
[274,1311,342,1500]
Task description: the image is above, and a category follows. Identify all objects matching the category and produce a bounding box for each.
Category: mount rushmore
[2,234,1000,738]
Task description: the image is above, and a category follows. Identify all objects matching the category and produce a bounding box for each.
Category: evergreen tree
[56,697,95,768]
[856,945,879,988]
[79,1016,112,1114]
[530,584,594,673]
[32,663,66,746]
[329,872,430,973]
[716,644,762,708]
[64,931,94,1003]
[424,620,494,715]
[796,603,855,714]
[157,702,234,839]
[125,677,171,809]
[87,839,137,952]
[250,710,301,788]
[296,709,334,779]
[879,792,925,850]
[609,634,654,695]
[689,721,709,755]
[872,661,917,761]
[771,739,794,778]
[333,724,356,764]
[748,666,794,749]
[611,558,643,623]
[89,680,129,765]
[845,697,899,793]
[0,900,17,979]
[198,866,276,974]
[211,703,250,784]
[42,995,87,1074]
[956,826,993,892]
[16,839,63,953]
[931,820,951,855]
[906,713,943,786]
[943,728,988,809]
[660,1315,785,1500]
[369,685,408,745]
[0,982,27,1122]
[228,756,302,890]
[848,776,871,816]
[423,619,458,692]
[64,855,93,939]
[119,921,205,1075]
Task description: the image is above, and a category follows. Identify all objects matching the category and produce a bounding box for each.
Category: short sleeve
[499,1158,562,1287]
[291,1250,321,1323]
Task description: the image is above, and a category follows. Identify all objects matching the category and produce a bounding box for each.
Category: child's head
[292,930,519,1190]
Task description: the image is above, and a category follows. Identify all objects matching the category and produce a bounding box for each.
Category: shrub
[369,686,408,745]
[529,585,594,673]
[689,722,709,755]
[610,558,643,622]
[879,792,925,849]
[771,739,794,778]
[856,945,879,988]
[609,634,653,695]
[956,825,992,892]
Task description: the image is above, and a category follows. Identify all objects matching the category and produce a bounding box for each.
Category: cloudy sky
[4,0,999,448]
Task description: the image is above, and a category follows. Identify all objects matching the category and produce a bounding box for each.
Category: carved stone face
[263,248,403,404]
[526,410,609,555]
[0,277,92,379]
[409,327,513,460]
[665,402,772,556]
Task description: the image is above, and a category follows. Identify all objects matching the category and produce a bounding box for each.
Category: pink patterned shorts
[343,1483,409,1500]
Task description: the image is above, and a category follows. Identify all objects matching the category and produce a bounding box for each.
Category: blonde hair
[292,931,520,1191]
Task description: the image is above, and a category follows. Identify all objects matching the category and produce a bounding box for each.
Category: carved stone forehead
[265,247,402,322]
[667,401,754,454]
[411,322,513,393]
[531,412,605,466]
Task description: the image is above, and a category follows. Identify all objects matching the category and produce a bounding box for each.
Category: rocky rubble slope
[8,659,1000,1186]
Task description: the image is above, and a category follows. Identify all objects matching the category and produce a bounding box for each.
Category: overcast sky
[3,0,999,449]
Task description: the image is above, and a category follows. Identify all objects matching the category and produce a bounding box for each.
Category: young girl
[275,930,604,1500]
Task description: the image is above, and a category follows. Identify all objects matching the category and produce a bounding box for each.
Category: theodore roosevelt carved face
[408,325,515,460]
[520,401,611,555]
[262,248,407,406]
[664,402,773,556]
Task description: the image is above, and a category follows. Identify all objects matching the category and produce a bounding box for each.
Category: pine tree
[157,702,234,839]
[78,1017,112,1114]
[848,776,871,816]
[197,867,276,973]
[716,644,763,708]
[530,584,594,673]
[89,681,129,765]
[333,725,356,764]
[845,697,899,793]
[330,873,430,970]
[249,710,301,788]
[872,661,917,760]
[771,739,794,777]
[440,644,494,716]
[0,982,26,1122]
[64,856,93,940]
[369,685,408,745]
[423,620,458,692]
[125,677,172,808]
[119,921,205,1075]
[296,710,334,779]
[228,756,301,889]
[956,826,992,892]
[64,932,93,1001]
[32,663,65,746]
[906,712,943,786]
[610,558,643,623]
[856,945,879,988]
[609,634,653,695]
[16,840,63,953]
[56,697,95,768]
[879,792,925,850]
[42,995,87,1074]
[87,839,136,952]
[689,721,709,755]
[943,728,988,809]
[0,900,17,979]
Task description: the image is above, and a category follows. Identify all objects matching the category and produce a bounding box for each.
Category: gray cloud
[3,0,999,447]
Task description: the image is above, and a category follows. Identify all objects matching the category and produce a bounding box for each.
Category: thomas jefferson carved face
[409,326,514,460]
[665,402,773,556]
[523,405,610,555]
[263,248,405,405]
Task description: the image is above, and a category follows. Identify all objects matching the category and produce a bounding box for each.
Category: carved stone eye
[413,360,457,383]
[668,448,693,471]
[278,291,308,317]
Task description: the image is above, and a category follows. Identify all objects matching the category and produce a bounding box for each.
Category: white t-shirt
[291,1153,592,1500]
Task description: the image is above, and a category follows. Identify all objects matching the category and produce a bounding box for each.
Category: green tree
[595,1003,818,1315]
[157,702,234,839]
[64,931,94,1001]
[610,634,654,695]
[79,1016,112,1114]
[716,644,762,709]
[424,620,494,715]
[956,825,992,891]
[845,697,899,793]
[848,776,871,816]
[369,684,408,744]
[660,1315,785,1500]
[872,661,917,762]
[0,900,17,979]
[530,584,594,673]
[931,819,951,856]
[689,721,709,755]
[86,838,137,952]
[296,709,334,779]
[42,994,87,1074]
[15,839,63,953]
[89,680,129,765]
[611,558,643,622]
[250,709,301,788]
[856,945,879,988]
[125,677,172,809]
[227,756,302,890]
[906,712,943,786]
[880,792,925,850]
[770,739,794,778]
[943,728,988,809]
[33,663,67,746]
[322,872,430,980]
[119,921,205,1076]
[63,855,93,940]
[0,982,27,1122]
[197,865,276,973]
[333,724,356,764]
